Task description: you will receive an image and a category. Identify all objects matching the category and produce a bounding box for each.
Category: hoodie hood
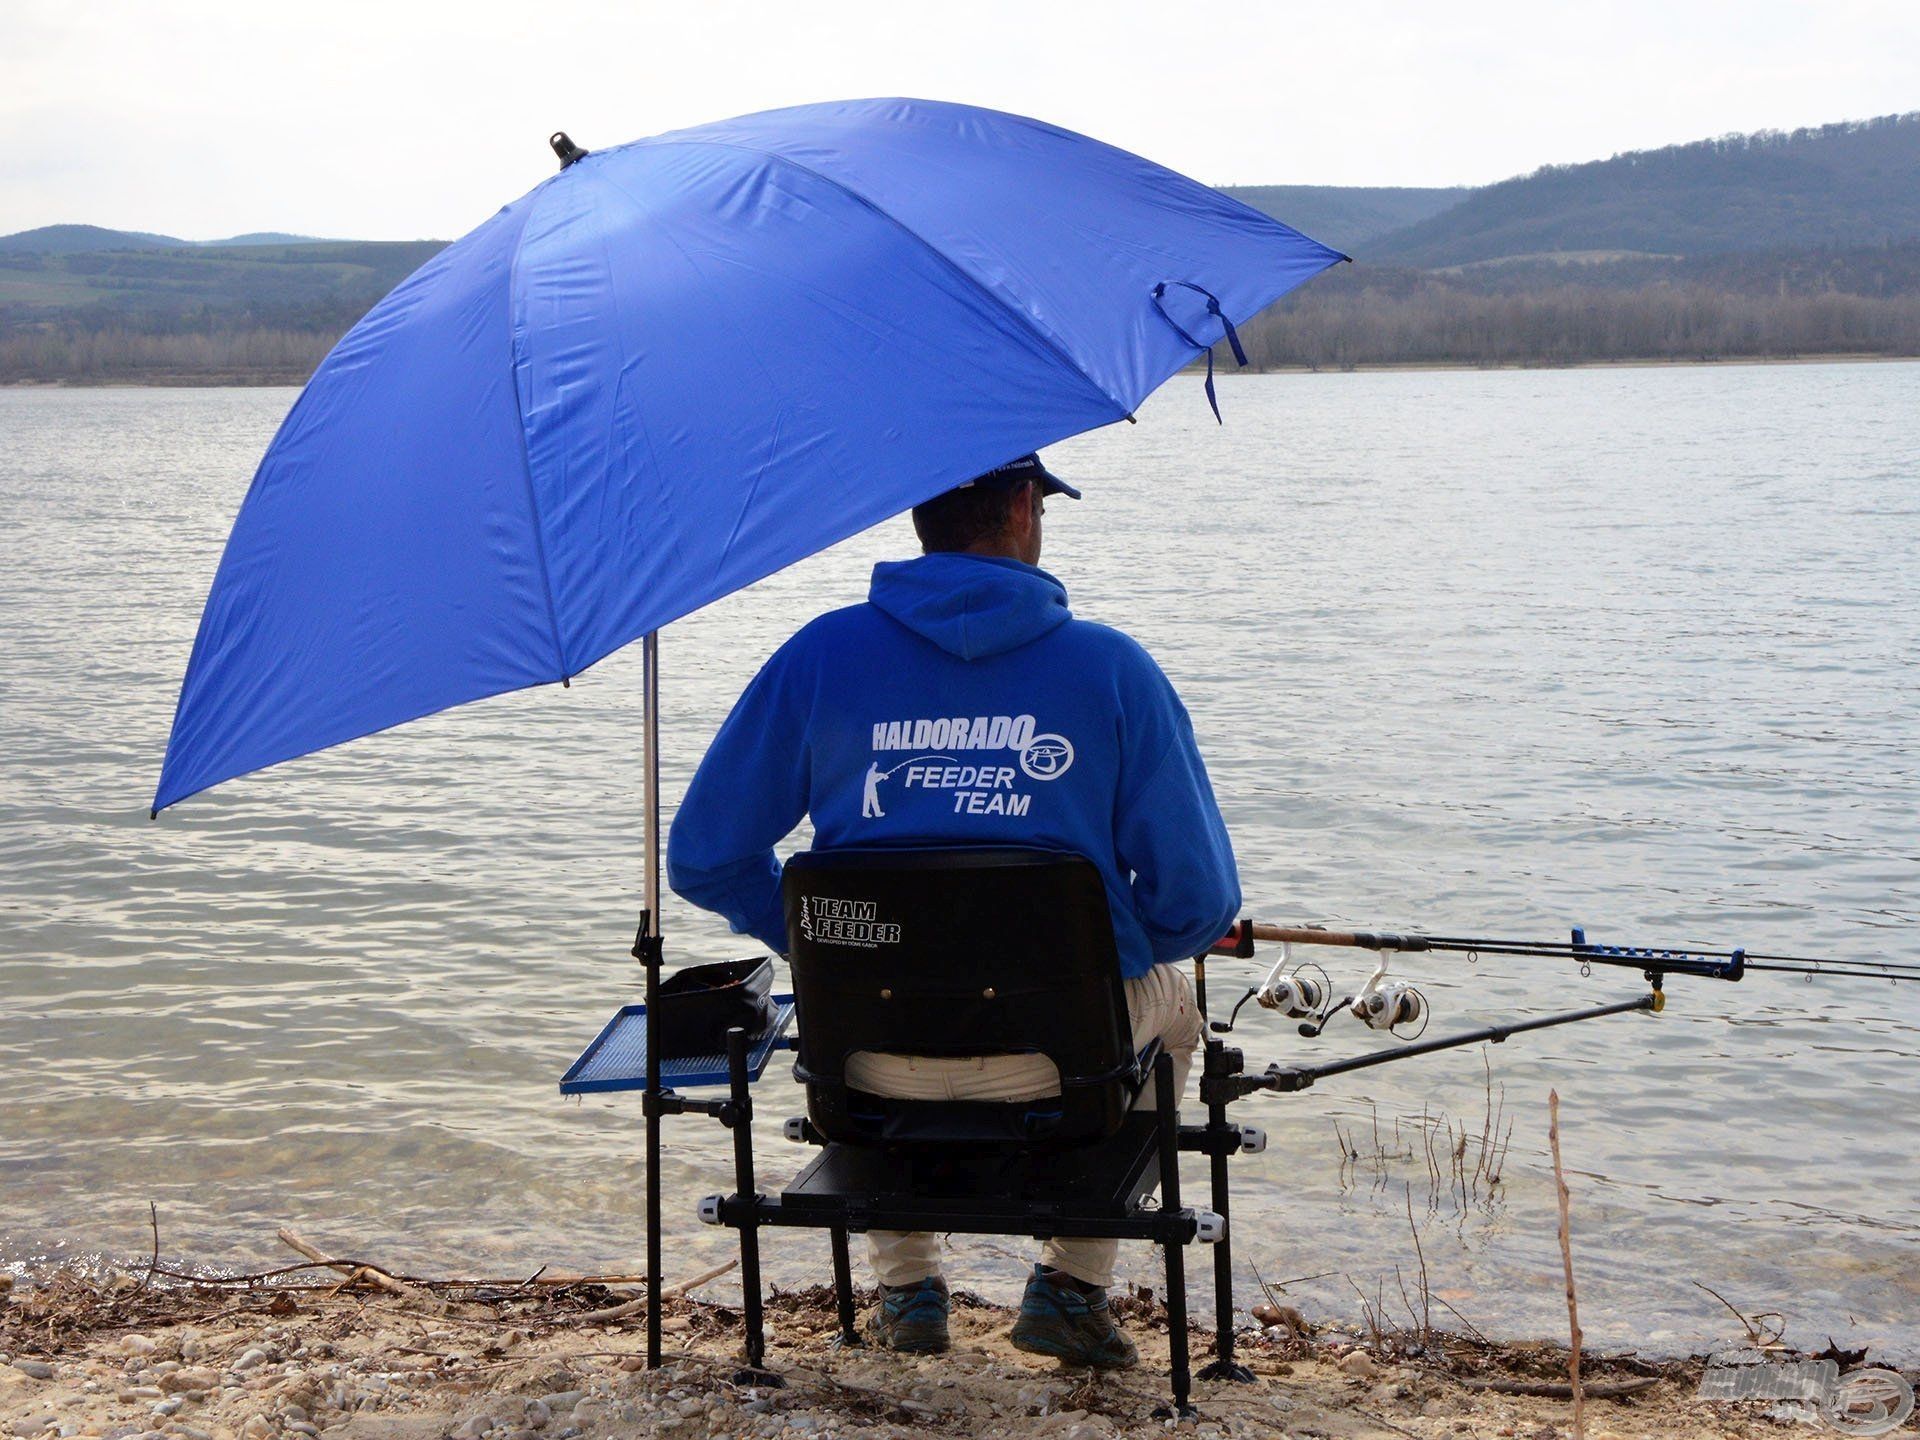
[868,553,1072,661]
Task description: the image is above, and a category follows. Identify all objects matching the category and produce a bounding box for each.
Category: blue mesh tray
[560,995,797,1095]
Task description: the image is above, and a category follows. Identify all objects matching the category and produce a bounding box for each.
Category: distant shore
[1236,347,1912,372]
[4,350,1914,391]
[1243,350,1919,375]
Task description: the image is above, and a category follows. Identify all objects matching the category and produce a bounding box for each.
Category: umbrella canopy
[154,98,1344,812]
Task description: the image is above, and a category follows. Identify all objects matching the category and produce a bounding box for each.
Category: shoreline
[1,1255,1897,1439]
[3,351,1916,390]
[1240,350,1920,374]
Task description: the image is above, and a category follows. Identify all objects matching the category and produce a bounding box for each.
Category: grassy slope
[0,240,445,328]
[1218,185,1469,255]
[1371,112,1920,268]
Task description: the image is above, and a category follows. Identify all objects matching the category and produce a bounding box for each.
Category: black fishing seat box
[695,846,1241,1415]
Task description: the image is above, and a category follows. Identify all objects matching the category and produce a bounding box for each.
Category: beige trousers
[846,962,1203,1289]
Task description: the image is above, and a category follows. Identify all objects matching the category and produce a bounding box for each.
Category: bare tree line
[5,284,1918,386]
[1235,283,1920,370]
[0,327,333,385]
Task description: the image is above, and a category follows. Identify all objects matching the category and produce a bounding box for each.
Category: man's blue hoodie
[667,553,1240,979]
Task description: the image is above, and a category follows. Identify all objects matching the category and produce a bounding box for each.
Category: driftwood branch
[277,1227,435,1308]
[1548,1091,1586,1440]
[572,1258,741,1324]
[1460,1376,1657,1400]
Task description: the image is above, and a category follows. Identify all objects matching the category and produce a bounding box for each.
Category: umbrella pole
[641,629,665,1369]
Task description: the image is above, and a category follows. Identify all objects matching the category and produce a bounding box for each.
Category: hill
[0,224,327,253]
[1218,185,1466,255]
[1372,112,1920,268]
[0,225,180,254]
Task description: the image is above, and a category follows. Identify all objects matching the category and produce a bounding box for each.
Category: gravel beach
[0,1260,1862,1440]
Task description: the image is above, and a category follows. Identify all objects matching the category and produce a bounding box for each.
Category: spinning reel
[1212,943,1428,1040]
[1344,953,1429,1037]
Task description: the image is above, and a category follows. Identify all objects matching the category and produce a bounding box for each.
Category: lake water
[2,363,1917,1360]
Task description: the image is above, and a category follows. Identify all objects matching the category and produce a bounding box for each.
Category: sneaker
[1010,1265,1140,1369]
[866,1275,950,1353]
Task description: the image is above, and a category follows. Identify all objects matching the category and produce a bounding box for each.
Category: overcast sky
[4,0,1916,241]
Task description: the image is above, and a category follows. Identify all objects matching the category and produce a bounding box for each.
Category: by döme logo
[1019,732,1074,780]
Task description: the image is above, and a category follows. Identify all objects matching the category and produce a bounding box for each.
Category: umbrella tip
[549,132,590,170]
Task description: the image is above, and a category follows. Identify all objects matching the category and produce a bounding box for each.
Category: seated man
[668,452,1239,1368]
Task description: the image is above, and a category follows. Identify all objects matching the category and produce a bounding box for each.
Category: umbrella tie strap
[1151,282,1248,423]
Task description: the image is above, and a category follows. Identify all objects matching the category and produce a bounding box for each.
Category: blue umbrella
[150,97,1346,1374]
[152,97,1344,815]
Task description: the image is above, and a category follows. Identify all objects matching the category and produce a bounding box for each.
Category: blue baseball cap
[960,452,1081,500]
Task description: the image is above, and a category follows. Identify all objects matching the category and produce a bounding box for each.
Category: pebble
[158,1369,218,1395]
[11,1360,54,1381]
[149,1399,180,1418]
[448,1418,494,1440]
[1338,1350,1380,1379]
[285,1424,319,1439]
[523,1399,552,1429]
[232,1349,270,1373]
[237,1418,273,1440]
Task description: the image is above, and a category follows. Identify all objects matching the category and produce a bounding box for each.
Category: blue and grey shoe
[1010,1265,1140,1369]
[866,1275,951,1353]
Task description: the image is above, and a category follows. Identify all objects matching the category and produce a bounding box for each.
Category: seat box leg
[1150,1053,1197,1420]
[726,1029,785,1388]
[1198,1041,1255,1383]
[830,1225,863,1348]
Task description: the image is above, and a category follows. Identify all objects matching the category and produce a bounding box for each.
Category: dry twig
[142,1202,161,1290]
[1548,1090,1586,1440]
[1403,1184,1431,1342]
[1691,1280,1788,1348]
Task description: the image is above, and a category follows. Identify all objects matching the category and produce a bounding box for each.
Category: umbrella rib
[504,195,576,683]
[630,136,1131,422]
